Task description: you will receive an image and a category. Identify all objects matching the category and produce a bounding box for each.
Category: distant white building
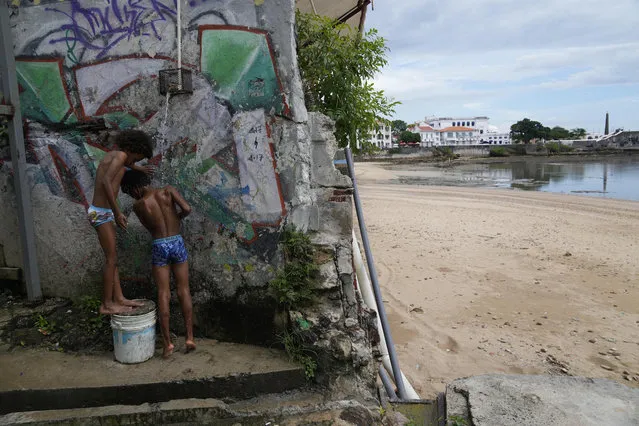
[438,126,480,146]
[421,116,511,146]
[363,121,393,149]
[408,124,439,147]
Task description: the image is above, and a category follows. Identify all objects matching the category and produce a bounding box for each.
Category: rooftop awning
[295,0,372,32]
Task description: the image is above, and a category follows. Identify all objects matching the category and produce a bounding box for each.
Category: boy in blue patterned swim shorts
[121,170,195,358]
[90,130,154,315]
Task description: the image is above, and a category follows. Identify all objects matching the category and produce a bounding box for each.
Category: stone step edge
[0,368,306,416]
[0,395,378,426]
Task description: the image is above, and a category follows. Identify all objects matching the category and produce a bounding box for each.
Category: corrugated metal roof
[295,0,370,29]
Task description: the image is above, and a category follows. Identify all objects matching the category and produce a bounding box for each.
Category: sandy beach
[355,162,639,398]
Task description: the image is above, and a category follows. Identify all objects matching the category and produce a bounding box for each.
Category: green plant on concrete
[34,314,56,336]
[489,147,508,157]
[270,226,322,379]
[296,11,398,149]
[269,226,319,308]
[447,415,469,426]
[279,326,317,380]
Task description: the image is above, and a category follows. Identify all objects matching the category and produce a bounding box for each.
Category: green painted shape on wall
[102,112,140,130]
[165,153,256,242]
[16,60,71,123]
[83,143,107,173]
[200,29,283,113]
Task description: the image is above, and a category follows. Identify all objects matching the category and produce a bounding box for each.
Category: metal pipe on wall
[0,1,42,301]
[345,147,408,400]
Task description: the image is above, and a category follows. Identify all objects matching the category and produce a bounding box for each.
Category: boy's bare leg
[173,262,195,352]
[96,223,131,314]
[153,265,174,358]
[113,266,144,308]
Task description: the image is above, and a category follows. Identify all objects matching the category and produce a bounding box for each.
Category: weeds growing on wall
[296,11,398,149]
[269,226,320,378]
[269,226,318,308]
[279,323,318,380]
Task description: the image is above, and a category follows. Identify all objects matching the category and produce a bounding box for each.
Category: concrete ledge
[0,370,306,415]
[0,341,306,415]
[0,393,380,425]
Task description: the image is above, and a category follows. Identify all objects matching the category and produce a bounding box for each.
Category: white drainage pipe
[352,230,420,400]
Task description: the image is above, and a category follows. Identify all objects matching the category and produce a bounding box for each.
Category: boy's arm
[129,162,156,176]
[168,186,192,219]
[101,152,127,228]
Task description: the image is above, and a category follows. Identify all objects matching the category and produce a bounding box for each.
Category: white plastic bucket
[111,304,156,364]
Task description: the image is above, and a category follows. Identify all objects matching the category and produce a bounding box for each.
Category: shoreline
[355,149,639,166]
[355,162,639,397]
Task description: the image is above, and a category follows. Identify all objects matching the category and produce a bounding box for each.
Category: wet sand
[356,162,639,397]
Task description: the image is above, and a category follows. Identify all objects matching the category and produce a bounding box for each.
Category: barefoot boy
[90,130,154,315]
[121,170,195,358]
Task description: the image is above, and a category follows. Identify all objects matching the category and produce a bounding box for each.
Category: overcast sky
[366,0,639,133]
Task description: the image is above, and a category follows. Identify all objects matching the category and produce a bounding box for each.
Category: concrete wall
[1,0,377,399]
[2,0,306,297]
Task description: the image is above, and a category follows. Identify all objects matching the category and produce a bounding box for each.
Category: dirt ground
[356,162,639,398]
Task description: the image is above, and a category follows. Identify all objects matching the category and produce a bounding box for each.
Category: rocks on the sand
[536,322,543,326]
[588,338,597,344]
[601,365,614,371]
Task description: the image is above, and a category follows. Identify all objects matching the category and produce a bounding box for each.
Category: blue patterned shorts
[87,205,114,228]
[152,235,188,267]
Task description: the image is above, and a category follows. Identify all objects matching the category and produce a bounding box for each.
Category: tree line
[510,119,587,144]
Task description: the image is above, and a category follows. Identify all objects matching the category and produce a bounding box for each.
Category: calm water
[393,157,639,201]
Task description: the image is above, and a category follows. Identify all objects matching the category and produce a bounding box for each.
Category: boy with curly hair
[121,169,195,358]
[89,130,154,314]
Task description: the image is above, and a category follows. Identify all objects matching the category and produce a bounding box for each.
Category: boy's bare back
[133,186,189,239]
[92,151,128,208]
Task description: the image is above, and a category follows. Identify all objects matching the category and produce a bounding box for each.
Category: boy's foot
[116,298,144,308]
[185,340,196,353]
[163,343,175,359]
[99,303,132,315]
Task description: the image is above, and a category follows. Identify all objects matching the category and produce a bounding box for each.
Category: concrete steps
[0,340,306,417]
[0,391,389,425]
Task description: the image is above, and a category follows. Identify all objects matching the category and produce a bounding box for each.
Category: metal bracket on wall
[0,104,15,117]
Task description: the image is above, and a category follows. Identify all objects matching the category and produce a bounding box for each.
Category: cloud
[366,0,639,129]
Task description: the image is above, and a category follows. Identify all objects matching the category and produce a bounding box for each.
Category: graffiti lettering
[47,0,177,58]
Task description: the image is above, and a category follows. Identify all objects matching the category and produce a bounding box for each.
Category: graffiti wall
[0,0,305,308]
